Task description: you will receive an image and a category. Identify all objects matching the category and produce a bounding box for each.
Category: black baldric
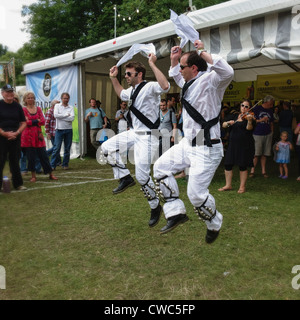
[126,81,160,130]
[181,79,220,147]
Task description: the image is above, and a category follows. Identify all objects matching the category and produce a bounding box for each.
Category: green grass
[0,154,299,300]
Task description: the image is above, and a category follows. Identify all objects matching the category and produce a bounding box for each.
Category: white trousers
[153,137,224,231]
[101,130,159,209]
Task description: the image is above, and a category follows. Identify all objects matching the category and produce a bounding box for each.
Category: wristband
[197,48,207,56]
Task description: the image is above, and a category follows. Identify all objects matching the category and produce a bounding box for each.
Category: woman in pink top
[21,92,58,182]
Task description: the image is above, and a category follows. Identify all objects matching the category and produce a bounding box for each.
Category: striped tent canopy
[23,0,300,83]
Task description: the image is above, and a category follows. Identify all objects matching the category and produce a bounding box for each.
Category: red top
[21,107,46,148]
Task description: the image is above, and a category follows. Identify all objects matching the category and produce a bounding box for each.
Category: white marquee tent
[22,0,300,155]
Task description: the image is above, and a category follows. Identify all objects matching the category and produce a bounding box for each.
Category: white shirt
[54,103,75,130]
[115,109,128,132]
[120,81,170,131]
[169,54,234,141]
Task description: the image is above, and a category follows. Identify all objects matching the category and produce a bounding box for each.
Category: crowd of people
[1,39,300,243]
[0,87,76,189]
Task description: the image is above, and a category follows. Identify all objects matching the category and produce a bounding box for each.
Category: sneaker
[16,186,27,191]
[281,176,288,179]
[278,175,283,178]
[297,176,300,181]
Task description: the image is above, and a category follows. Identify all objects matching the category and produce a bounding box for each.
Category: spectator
[294,122,300,181]
[84,98,107,149]
[250,95,274,178]
[279,101,293,142]
[45,99,61,166]
[0,84,27,191]
[21,91,58,182]
[158,99,177,156]
[274,131,293,179]
[50,92,75,170]
[218,99,256,193]
[115,101,128,133]
[166,96,176,113]
[273,105,280,144]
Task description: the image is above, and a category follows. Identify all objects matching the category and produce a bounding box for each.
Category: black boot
[160,214,189,234]
[113,175,136,194]
[149,204,162,227]
[205,229,220,244]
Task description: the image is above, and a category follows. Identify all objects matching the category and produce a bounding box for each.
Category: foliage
[0,44,8,56]
[20,0,228,60]
[0,0,228,85]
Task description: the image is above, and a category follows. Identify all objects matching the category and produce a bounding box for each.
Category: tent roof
[23,0,300,81]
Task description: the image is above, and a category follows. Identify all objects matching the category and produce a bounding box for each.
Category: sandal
[237,188,246,194]
[218,187,232,191]
[30,177,36,183]
[262,173,268,178]
[249,173,255,178]
[49,174,58,180]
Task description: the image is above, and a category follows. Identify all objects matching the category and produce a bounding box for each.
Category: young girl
[275,131,293,179]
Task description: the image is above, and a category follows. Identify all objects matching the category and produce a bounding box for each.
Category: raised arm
[109,66,124,98]
[148,53,169,91]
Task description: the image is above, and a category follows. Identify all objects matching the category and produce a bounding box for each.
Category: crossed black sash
[181,79,220,147]
[126,81,160,130]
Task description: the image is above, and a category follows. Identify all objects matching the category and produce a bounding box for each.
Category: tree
[22,0,228,61]
[0,44,8,56]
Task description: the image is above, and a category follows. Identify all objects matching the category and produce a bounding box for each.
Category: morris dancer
[101,54,170,227]
[153,40,234,243]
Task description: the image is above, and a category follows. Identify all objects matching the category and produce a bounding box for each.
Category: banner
[224,81,256,103]
[256,72,300,100]
[0,65,4,82]
[26,65,79,143]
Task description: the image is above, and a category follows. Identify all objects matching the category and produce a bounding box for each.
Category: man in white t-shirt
[50,92,75,170]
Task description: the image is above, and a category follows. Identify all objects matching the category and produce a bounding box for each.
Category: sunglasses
[180,65,190,70]
[125,71,138,77]
[241,104,249,108]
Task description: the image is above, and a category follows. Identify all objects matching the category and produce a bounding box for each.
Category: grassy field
[0,153,299,300]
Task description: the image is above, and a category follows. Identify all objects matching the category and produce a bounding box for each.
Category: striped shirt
[45,107,56,137]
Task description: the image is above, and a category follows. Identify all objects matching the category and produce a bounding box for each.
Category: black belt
[192,138,220,147]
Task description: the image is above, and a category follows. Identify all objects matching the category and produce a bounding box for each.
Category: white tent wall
[22,0,300,156]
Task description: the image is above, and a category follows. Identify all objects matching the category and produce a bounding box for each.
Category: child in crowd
[275,131,293,179]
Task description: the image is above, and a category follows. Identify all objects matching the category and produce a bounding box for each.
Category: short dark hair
[89,98,96,103]
[125,61,146,80]
[182,51,208,72]
[61,92,70,99]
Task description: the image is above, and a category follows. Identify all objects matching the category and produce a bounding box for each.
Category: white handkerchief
[116,43,156,67]
[170,9,199,48]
